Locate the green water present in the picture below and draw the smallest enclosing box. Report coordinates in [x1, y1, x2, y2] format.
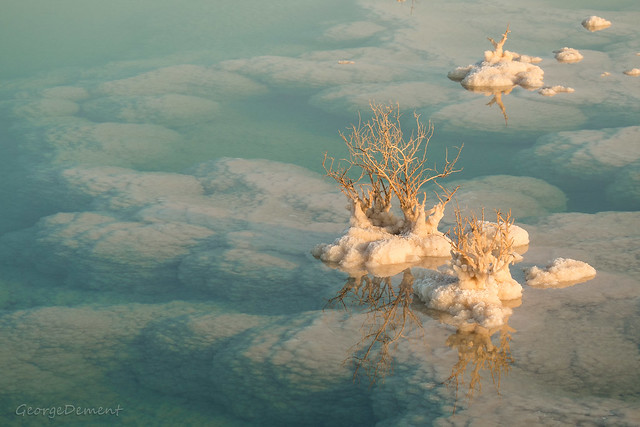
[1, 0, 639, 425]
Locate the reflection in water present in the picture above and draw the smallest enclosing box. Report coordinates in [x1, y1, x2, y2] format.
[463, 86, 514, 126]
[327, 267, 518, 413]
[485, 88, 513, 126]
[441, 320, 515, 413]
[327, 269, 421, 382]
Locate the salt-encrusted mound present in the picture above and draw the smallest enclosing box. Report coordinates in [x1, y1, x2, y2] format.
[538, 85, 574, 96]
[312, 226, 452, 270]
[413, 269, 518, 329]
[453, 59, 544, 90]
[582, 16, 611, 32]
[554, 47, 583, 63]
[525, 257, 596, 288]
[527, 211, 640, 276]
[448, 28, 544, 90]
[623, 68, 640, 77]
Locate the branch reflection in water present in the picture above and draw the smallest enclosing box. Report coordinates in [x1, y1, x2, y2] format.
[421, 302, 519, 413]
[325, 265, 519, 412]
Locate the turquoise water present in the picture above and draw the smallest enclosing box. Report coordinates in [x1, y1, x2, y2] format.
[1, 0, 639, 425]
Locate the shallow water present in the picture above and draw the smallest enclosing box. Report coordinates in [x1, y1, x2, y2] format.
[1, 0, 639, 425]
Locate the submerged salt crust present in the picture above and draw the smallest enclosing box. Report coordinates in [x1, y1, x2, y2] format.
[442, 175, 567, 224]
[517, 126, 640, 208]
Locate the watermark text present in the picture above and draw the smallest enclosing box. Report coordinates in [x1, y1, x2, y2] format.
[16, 404, 123, 419]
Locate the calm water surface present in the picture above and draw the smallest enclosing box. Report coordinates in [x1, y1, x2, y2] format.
[1, 0, 639, 425]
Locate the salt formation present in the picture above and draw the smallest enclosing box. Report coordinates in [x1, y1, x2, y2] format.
[447, 26, 544, 90]
[538, 85, 575, 97]
[553, 47, 583, 64]
[581, 16, 611, 32]
[414, 211, 524, 328]
[312, 103, 461, 269]
[525, 258, 596, 288]
[623, 68, 640, 77]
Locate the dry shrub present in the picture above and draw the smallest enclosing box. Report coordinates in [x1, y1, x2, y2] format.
[449, 209, 517, 291]
[323, 102, 461, 234]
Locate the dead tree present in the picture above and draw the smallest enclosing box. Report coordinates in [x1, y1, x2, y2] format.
[324, 103, 462, 234]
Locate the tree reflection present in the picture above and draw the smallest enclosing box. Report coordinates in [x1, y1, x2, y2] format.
[467, 86, 514, 126]
[327, 269, 421, 383]
[327, 266, 518, 409]
[443, 322, 515, 413]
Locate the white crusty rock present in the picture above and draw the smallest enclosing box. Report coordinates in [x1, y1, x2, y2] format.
[525, 257, 596, 288]
[538, 85, 575, 96]
[448, 28, 544, 90]
[581, 16, 611, 32]
[413, 269, 517, 329]
[553, 47, 584, 64]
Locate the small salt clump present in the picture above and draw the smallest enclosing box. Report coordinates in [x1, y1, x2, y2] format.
[525, 257, 596, 288]
[448, 26, 545, 90]
[623, 68, 640, 77]
[538, 86, 575, 97]
[553, 47, 583, 64]
[581, 16, 611, 32]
